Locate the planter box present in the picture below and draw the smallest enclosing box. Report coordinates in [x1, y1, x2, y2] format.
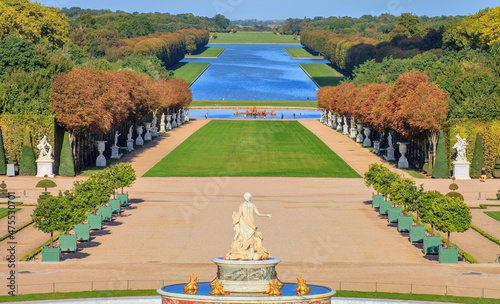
[109, 199, 121, 214]
[98, 205, 112, 222]
[379, 200, 392, 215]
[116, 192, 128, 207]
[87, 214, 102, 230]
[74, 224, 90, 241]
[409, 225, 425, 243]
[372, 194, 383, 208]
[41, 246, 60, 262]
[423, 234, 441, 255]
[439, 245, 459, 264]
[59, 234, 77, 252]
[397, 215, 412, 232]
[388, 206, 402, 223]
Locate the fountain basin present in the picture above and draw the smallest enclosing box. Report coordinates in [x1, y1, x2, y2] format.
[158, 282, 335, 304]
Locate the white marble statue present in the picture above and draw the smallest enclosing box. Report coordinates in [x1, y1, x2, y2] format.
[127, 126, 133, 140]
[36, 136, 53, 160]
[388, 133, 394, 149]
[113, 131, 120, 147]
[453, 134, 468, 162]
[224, 192, 272, 261]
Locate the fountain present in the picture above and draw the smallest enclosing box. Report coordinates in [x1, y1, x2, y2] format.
[157, 192, 336, 303]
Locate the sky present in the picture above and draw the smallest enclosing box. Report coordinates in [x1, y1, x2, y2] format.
[38, 0, 498, 20]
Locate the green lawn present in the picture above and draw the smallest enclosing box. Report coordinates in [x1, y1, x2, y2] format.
[169, 62, 211, 84]
[0, 207, 19, 219]
[484, 211, 500, 222]
[210, 32, 300, 44]
[190, 100, 318, 108]
[299, 63, 347, 87]
[185, 47, 225, 58]
[285, 47, 322, 58]
[1, 289, 498, 304]
[144, 120, 360, 178]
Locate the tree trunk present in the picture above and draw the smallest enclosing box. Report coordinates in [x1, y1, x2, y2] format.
[50, 232, 54, 248]
[447, 231, 450, 249]
[428, 131, 438, 166]
[121, 187, 124, 194]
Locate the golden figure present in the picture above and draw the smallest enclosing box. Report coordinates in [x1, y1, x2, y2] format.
[210, 279, 230, 296]
[296, 275, 311, 295]
[183, 274, 199, 294]
[275, 272, 284, 289]
[265, 279, 282, 296]
[210, 276, 217, 289]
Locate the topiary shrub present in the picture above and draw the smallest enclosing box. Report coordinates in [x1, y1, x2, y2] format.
[492, 157, 500, 178]
[19, 128, 36, 175]
[59, 131, 75, 176]
[432, 130, 450, 179]
[446, 191, 464, 202]
[36, 178, 57, 203]
[470, 133, 485, 179]
[0, 129, 6, 175]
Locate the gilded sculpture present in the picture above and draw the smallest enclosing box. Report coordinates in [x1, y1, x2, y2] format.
[183, 274, 199, 294]
[275, 272, 284, 289]
[265, 280, 282, 296]
[210, 279, 230, 296]
[296, 275, 311, 295]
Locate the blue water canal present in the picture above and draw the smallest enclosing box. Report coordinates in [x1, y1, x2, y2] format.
[181, 44, 329, 101]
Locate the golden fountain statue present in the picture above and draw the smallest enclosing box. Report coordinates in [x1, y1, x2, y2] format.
[296, 275, 311, 295]
[210, 279, 230, 296]
[183, 274, 199, 294]
[234, 107, 276, 117]
[265, 280, 282, 296]
[275, 272, 284, 289]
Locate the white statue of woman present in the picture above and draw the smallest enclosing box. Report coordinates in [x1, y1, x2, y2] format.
[127, 126, 133, 140]
[388, 133, 394, 149]
[114, 131, 120, 147]
[224, 192, 272, 260]
[161, 113, 165, 125]
[153, 115, 157, 128]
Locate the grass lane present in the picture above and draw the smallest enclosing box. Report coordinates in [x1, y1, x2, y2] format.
[169, 62, 211, 85]
[299, 63, 347, 87]
[210, 32, 299, 44]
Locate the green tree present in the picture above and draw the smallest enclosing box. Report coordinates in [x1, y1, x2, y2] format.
[416, 190, 442, 234]
[388, 177, 422, 215]
[58, 131, 75, 177]
[432, 130, 450, 178]
[470, 133, 485, 178]
[19, 128, 36, 175]
[0, 129, 5, 175]
[214, 14, 229, 30]
[32, 192, 84, 248]
[107, 163, 136, 194]
[432, 196, 471, 248]
[397, 13, 422, 36]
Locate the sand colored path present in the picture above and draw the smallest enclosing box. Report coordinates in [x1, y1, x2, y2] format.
[1, 118, 500, 299]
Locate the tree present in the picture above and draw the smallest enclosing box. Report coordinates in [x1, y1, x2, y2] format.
[417, 190, 443, 235]
[470, 134, 485, 178]
[214, 14, 229, 30]
[19, 128, 36, 175]
[59, 131, 75, 176]
[212, 32, 218, 39]
[32, 192, 84, 248]
[397, 13, 422, 36]
[0, 129, 5, 175]
[388, 177, 422, 214]
[107, 163, 137, 194]
[432, 196, 471, 248]
[432, 130, 450, 178]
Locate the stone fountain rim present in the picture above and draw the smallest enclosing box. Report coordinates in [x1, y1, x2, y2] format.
[212, 256, 281, 266]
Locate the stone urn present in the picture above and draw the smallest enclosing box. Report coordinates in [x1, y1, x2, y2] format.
[336, 116, 343, 131]
[342, 116, 349, 135]
[171, 113, 177, 128]
[363, 127, 372, 147]
[144, 122, 152, 141]
[397, 142, 409, 168]
[136, 126, 144, 146]
[185, 109, 190, 122]
[356, 123, 364, 142]
[331, 114, 337, 129]
[349, 118, 357, 138]
[166, 115, 172, 130]
[96, 141, 107, 167]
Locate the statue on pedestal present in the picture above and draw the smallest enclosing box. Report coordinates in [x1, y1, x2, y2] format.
[224, 192, 272, 260]
[36, 135, 55, 177]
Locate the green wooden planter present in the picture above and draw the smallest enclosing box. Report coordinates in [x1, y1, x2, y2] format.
[59, 234, 77, 252]
[397, 215, 412, 232]
[41, 246, 60, 262]
[439, 245, 458, 264]
[116, 192, 128, 207]
[87, 214, 102, 230]
[379, 200, 392, 215]
[98, 205, 113, 222]
[372, 193, 383, 208]
[423, 234, 441, 255]
[74, 224, 90, 242]
[109, 199, 121, 214]
[387, 206, 402, 223]
[409, 225, 426, 243]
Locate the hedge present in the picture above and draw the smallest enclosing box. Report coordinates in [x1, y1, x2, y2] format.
[59, 131, 75, 176]
[0, 129, 5, 174]
[470, 134, 485, 179]
[433, 130, 450, 178]
[19, 128, 37, 175]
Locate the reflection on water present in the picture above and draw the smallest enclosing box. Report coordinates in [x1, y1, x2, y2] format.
[189, 109, 320, 119]
[183, 44, 329, 101]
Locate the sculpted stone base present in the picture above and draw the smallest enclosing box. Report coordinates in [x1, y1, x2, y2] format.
[36, 159, 55, 178]
[453, 161, 471, 180]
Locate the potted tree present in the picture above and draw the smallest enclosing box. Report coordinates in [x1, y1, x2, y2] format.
[364, 164, 386, 208]
[377, 170, 399, 216]
[433, 196, 471, 263]
[418, 191, 443, 254]
[388, 177, 421, 232]
[110, 163, 136, 207]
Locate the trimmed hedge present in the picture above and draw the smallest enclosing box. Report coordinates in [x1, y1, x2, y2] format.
[471, 224, 500, 247]
[0, 129, 5, 174]
[432, 130, 450, 178]
[59, 131, 75, 176]
[19, 128, 37, 175]
[470, 134, 484, 179]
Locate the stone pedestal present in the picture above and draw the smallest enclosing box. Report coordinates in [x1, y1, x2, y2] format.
[342, 117, 349, 135]
[135, 126, 144, 146]
[171, 114, 177, 128]
[356, 124, 364, 142]
[363, 127, 372, 147]
[96, 141, 107, 167]
[144, 122, 152, 141]
[349, 126, 357, 138]
[152, 127, 158, 137]
[320, 111, 324, 124]
[336, 117, 342, 131]
[177, 111, 182, 126]
[397, 142, 409, 168]
[36, 159, 55, 177]
[160, 122, 166, 133]
[126, 139, 134, 151]
[111, 145, 121, 159]
[453, 161, 471, 180]
[385, 147, 395, 161]
[185, 110, 190, 122]
[331, 114, 337, 129]
[373, 141, 380, 154]
[166, 115, 172, 130]
[212, 257, 281, 293]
